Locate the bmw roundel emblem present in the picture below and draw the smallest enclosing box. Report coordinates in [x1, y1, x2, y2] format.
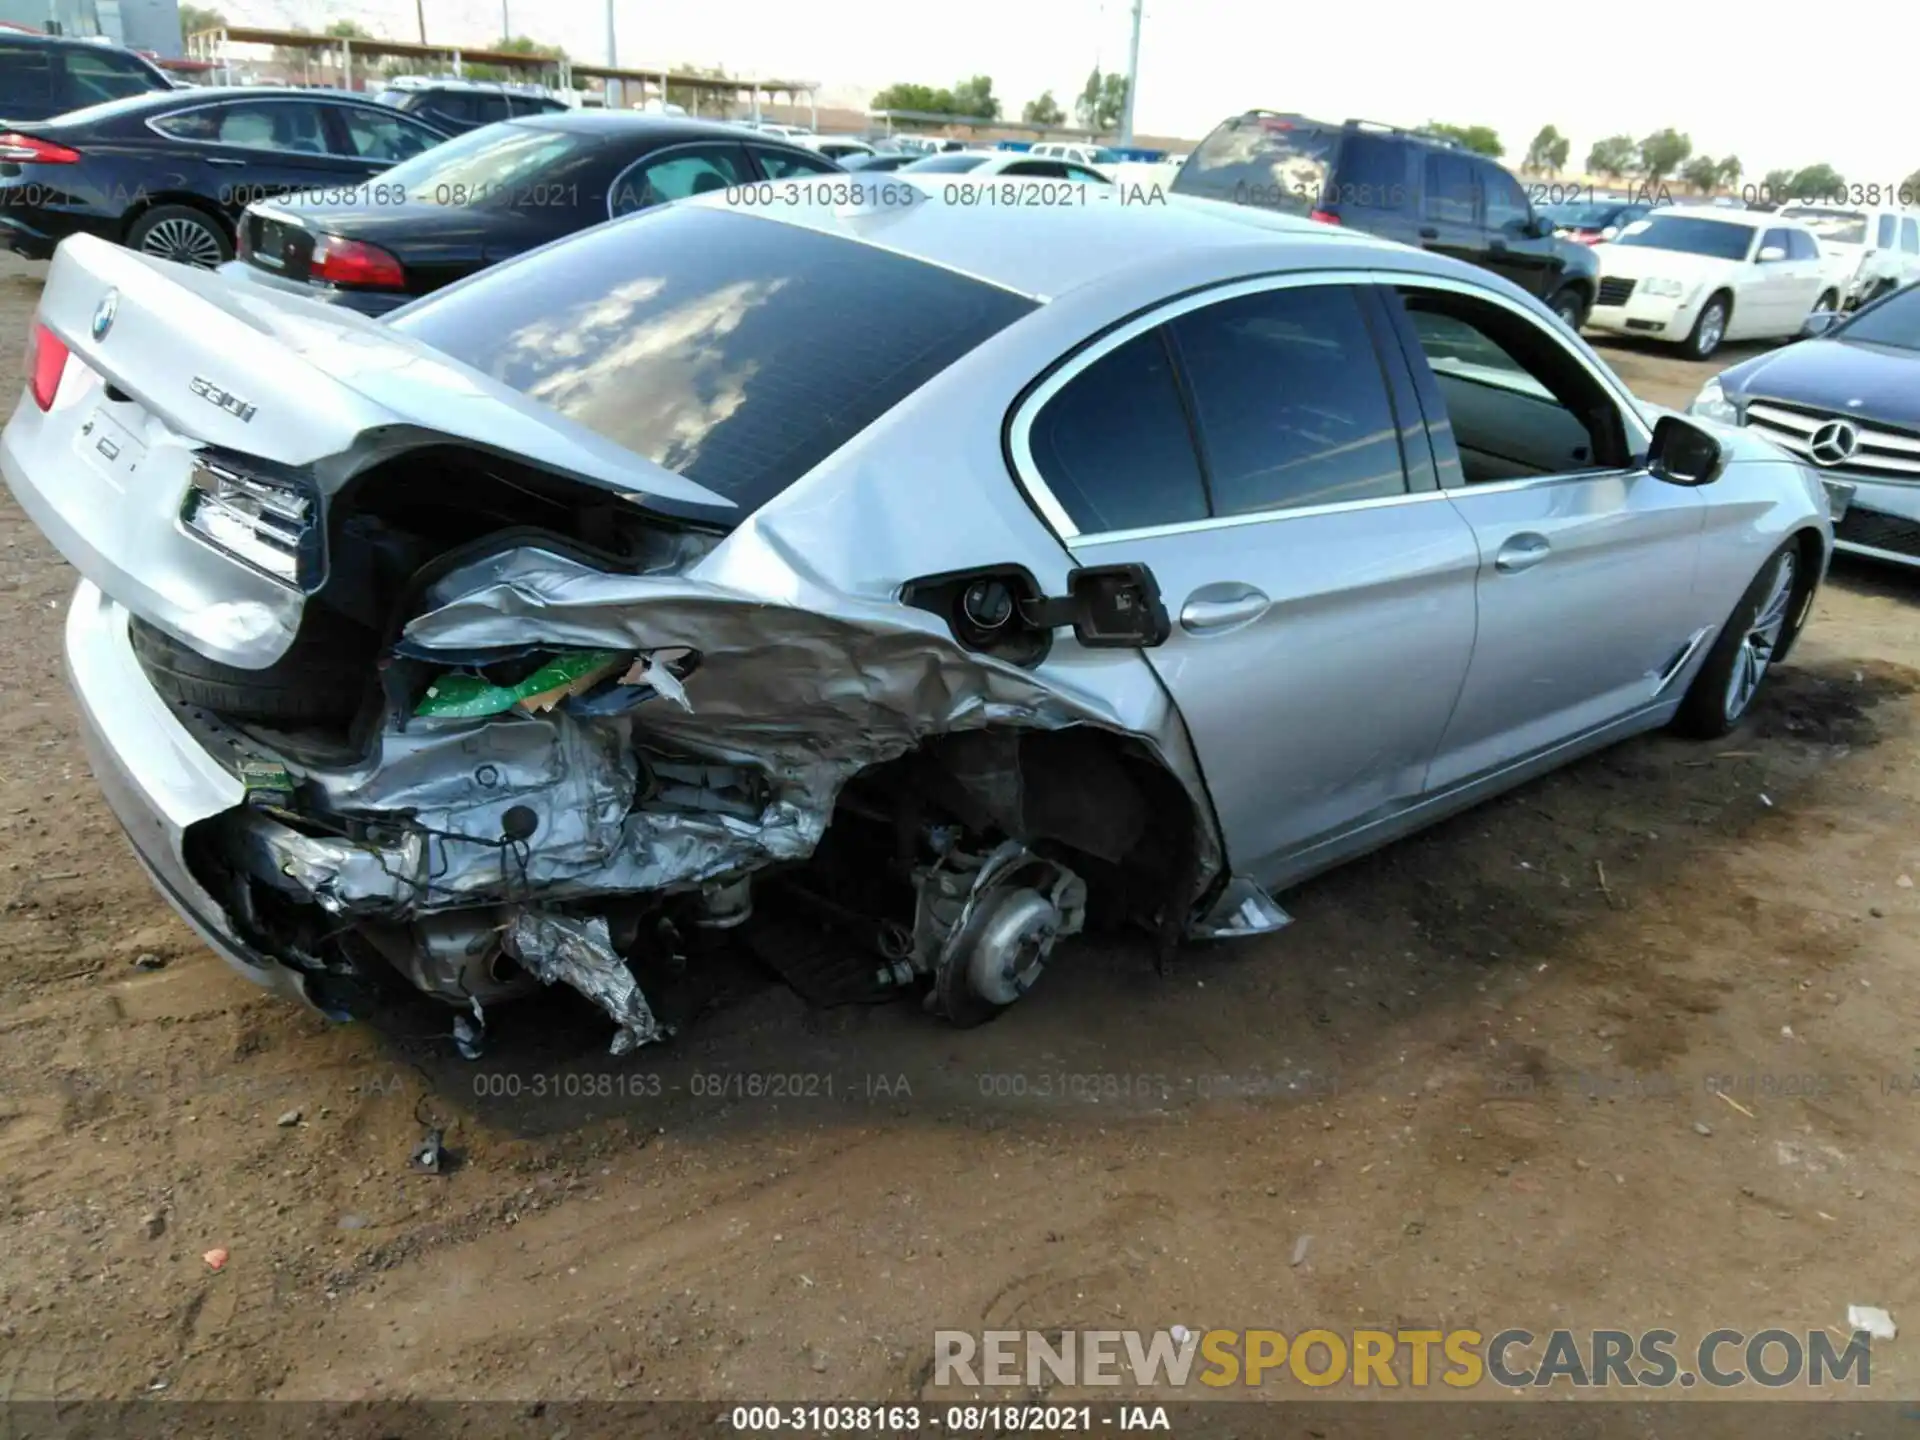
[91, 289, 117, 341]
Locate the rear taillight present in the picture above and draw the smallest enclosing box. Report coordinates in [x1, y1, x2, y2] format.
[1309, 208, 1341, 225]
[0, 132, 81, 164]
[309, 234, 405, 289]
[236, 217, 253, 262]
[26, 321, 68, 410]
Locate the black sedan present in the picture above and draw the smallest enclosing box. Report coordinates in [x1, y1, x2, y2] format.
[0, 86, 449, 267]
[1691, 282, 1920, 568]
[220, 112, 846, 316]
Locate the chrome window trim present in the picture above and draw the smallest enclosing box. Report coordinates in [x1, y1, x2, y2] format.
[1007, 267, 1654, 545]
[143, 95, 401, 159]
[606, 139, 755, 220]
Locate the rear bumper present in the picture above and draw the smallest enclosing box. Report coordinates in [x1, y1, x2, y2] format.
[214, 259, 411, 317]
[64, 579, 315, 1005]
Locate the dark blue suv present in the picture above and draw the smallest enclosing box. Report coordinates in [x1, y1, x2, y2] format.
[0, 32, 173, 124]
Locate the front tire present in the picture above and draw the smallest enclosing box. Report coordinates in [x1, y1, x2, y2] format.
[126, 204, 232, 270]
[1546, 286, 1588, 329]
[1671, 542, 1803, 739]
[1682, 293, 1730, 360]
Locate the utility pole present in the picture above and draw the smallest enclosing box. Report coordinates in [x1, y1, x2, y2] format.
[414, 0, 426, 43]
[604, 0, 621, 108]
[1118, 0, 1142, 145]
[501, 1, 509, 40]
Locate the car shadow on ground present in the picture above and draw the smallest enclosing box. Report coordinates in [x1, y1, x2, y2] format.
[348, 653, 1920, 1150]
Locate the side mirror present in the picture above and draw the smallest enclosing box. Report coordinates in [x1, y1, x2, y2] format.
[1799, 308, 1843, 339]
[1016, 563, 1171, 648]
[1757, 245, 1787, 262]
[1647, 414, 1729, 487]
[1527, 213, 1555, 239]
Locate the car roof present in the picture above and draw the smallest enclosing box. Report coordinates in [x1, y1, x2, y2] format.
[0, 30, 147, 51]
[513, 111, 811, 143]
[683, 187, 1410, 301]
[31, 83, 406, 128]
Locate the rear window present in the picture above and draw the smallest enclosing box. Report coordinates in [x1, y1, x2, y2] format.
[390, 205, 1038, 521]
[0, 43, 56, 110]
[1782, 207, 1867, 246]
[1170, 113, 1335, 213]
[59, 46, 165, 108]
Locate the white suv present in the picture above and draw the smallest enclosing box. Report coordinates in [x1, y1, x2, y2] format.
[1780, 204, 1920, 309]
[1028, 141, 1122, 176]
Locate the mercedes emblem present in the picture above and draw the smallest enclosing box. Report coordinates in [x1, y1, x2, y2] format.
[1807, 419, 1860, 467]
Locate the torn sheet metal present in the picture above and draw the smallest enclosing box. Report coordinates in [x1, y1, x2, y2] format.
[503, 909, 667, 1054]
[1190, 876, 1293, 939]
[226, 542, 1229, 928]
[396, 545, 1226, 894]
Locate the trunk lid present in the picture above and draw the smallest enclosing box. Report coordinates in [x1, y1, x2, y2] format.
[1, 233, 733, 670]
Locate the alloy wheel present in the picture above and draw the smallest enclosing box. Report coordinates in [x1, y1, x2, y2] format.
[1723, 552, 1796, 723]
[1696, 304, 1726, 356]
[139, 216, 224, 269]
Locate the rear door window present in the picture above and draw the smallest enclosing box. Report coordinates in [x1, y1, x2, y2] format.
[1478, 162, 1530, 231]
[1169, 285, 1406, 516]
[1026, 330, 1210, 534]
[328, 104, 442, 162]
[58, 47, 163, 108]
[471, 93, 512, 125]
[751, 145, 838, 178]
[1171, 112, 1334, 213]
[1786, 229, 1819, 260]
[1761, 227, 1793, 258]
[1903, 218, 1920, 254]
[610, 144, 751, 215]
[153, 100, 331, 153]
[390, 204, 1038, 522]
[1423, 152, 1479, 225]
[1003, 159, 1068, 178]
[1878, 214, 1898, 248]
[0, 43, 55, 112]
[1331, 132, 1406, 211]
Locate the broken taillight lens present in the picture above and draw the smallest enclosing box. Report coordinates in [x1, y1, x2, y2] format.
[27, 321, 68, 410]
[309, 234, 405, 289]
[179, 459, 319, 588]
[0, 132, 81, 163]
[1309, 208, 1341, 225]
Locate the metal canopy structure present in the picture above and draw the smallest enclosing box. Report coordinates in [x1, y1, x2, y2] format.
[183, 25, 817, 121]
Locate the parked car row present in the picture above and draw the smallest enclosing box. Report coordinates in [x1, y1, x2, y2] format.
[3, 170, 1831, 1042]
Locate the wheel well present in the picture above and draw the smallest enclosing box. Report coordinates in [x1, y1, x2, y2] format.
[1706, 287, 1734, 318]
[120, 192, 234, 244]
[824, 725, 1205, 939]
[1557, 277, 1593, 301]
[1776, 526, 1827, 664]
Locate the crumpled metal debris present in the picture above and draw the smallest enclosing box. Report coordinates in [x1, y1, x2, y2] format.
[226, 542, 1240, 933]
[503, 909, 667, 1055]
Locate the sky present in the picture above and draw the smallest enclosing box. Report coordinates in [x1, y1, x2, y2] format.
[225, 0, 1916, 184]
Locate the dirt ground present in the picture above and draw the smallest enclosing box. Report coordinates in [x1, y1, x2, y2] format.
[3, 247, 1920, 1416]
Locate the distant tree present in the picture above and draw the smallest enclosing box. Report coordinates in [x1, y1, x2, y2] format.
[1524, 124, 1569, 174]
[1637, 128, 1692, 187]
[949, 75, 999, 121]
[1586, 135, 1639, 180]
[1717, 155, 1743, 190]
[323, 18, 373, 38]
[871, 81, 958, 116]
[1905, 167, 1920, 204]
[1426, 122, 1502, 157]
[1075, 67, 1127, 130]
[1022, 90, 1064, 127]
[1760, 167, 1795, 203]
[1787, 163, 1846, 204]
[1680, 154, 1721, 194]
[179, 3, 225, 35]
[466, 34, 565, 81]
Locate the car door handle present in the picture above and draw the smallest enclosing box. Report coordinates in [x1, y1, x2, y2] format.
[1494, 533, 1551, 573]
[1419, 226, 1439, 240]
[205, 157, 249, 167]
[1180, 584, 1271, 634]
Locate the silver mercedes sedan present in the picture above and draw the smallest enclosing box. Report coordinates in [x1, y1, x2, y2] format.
[2, 183, 1832, 1050]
